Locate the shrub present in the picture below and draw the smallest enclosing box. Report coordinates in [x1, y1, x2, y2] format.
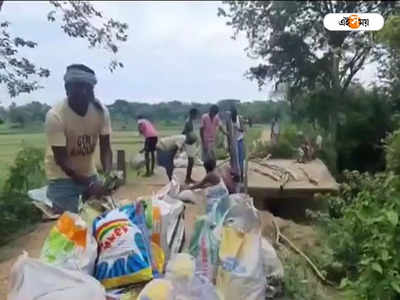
[385, 129, 400, 175]
[318, 171, 400, 299]
[0, 146, 46, 244]
[3, 145, 46, 194]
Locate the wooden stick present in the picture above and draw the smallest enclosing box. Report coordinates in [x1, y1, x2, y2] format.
[280, 173, 290, 191]
[298, 166, 319, 185]
[272, 217, 332, 286]
[272, 218, 281, 246]
[264, 163, 298, 181]
[252, 167, 281, 181]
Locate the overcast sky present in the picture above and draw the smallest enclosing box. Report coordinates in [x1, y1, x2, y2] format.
[1, 1, 377, 107]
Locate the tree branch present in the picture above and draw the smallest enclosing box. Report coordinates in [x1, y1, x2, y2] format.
[341, 47, 371, 94]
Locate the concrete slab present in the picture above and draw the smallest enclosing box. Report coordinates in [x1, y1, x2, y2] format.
[247, 159, 338, 193]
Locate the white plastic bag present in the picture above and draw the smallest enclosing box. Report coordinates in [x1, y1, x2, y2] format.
[8, 252, 106, 300]
[261, 238, 284, 279]
[28, 186, 52, 207]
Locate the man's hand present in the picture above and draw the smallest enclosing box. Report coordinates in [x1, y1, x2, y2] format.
[84, 181, 109, 199]
[139, 148, 145, 154]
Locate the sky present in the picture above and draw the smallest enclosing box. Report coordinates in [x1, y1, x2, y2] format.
[1, 1, 377, 107]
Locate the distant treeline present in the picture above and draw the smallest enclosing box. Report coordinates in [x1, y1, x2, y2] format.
[0, 98, 289, 128]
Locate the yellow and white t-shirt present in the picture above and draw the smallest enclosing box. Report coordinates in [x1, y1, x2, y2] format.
[44, 98, 112, 180]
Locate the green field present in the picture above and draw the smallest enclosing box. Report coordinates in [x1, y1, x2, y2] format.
[0, 123, 263, 185]
[0, 125, 183, 184]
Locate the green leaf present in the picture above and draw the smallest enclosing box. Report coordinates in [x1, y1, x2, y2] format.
[339, 278, 350, 289]
[386, 211, 398, 226]
[371, 262, 383, 274]
[391, 281, 400, 294]
[381, 249, 390, 261]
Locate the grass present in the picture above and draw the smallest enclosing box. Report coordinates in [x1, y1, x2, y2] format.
[0, 125, 181, 185]
[0, 122, 264, 185]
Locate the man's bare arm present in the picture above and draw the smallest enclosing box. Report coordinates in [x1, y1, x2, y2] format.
[189, 174, 212, 190]
[219, 123, 228, 136]
[52, 146, 91, 185]
[100, 135, 112, 173]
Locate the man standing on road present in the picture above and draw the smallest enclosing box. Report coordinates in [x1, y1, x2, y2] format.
[137, 116, 158, 177]
[200, 105, 227, 165]
[182, 108, 199, 184]
[44, 64, 112, 213]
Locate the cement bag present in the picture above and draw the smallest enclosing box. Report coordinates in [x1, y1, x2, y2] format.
[93, 205, 153, 289]
[174, 158, 188, 168]
[189, 216, 219, 282]
[216, 204, 266, 300]
[8, 252, 105, 300]
[130, 153, 145, 170]
[205, 180, 229, 214]
[152, 195, 185, 260]
[40, 212, 97, 275]
[137, 279, 174, 300]
[150, 204, 165, 275]
[165, 253, 220, 300]
[229, 193, 254, 207]
[136, 200, 166, 279]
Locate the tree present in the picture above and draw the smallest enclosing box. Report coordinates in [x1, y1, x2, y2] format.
[218, 1, 397, 118]
[0, 1, 128, 98]
[376, 14, 400, 110]
[377, 15, 400, 50]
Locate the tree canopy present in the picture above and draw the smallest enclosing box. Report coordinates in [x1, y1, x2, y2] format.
[0, 1, 128, 98]
[218, 1, 397, 96]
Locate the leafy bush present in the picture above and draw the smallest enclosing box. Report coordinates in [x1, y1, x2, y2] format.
[3, 145, 46, 194]
[0, 146, 46, 244]
[318, 171, 400, 299]
[385, 129, 400, 175]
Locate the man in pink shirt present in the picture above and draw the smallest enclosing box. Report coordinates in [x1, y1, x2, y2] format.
[200, 105, 227, 164]
[137, 115, 158, 176]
